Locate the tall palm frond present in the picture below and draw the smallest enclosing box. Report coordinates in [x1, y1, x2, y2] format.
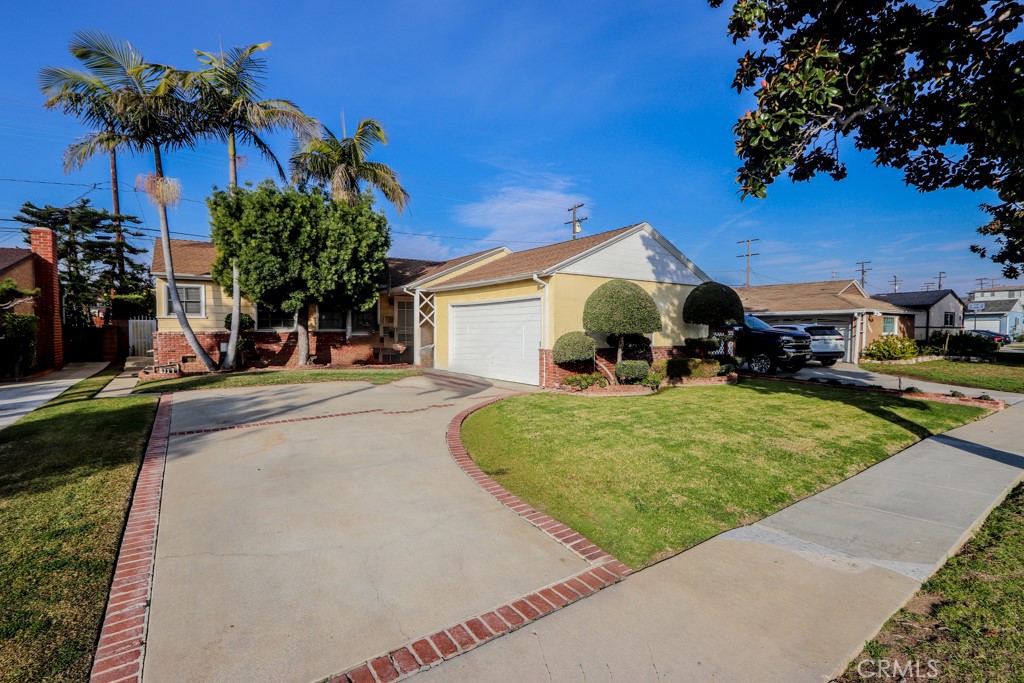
[290, 118, 409, 213]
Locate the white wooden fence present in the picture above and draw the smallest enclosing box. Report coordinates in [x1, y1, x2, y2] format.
[128, 317, 157, 357]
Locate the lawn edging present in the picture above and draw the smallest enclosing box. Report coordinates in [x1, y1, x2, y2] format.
[88, 393, 173, 683]
[750, 375, 1005, 410]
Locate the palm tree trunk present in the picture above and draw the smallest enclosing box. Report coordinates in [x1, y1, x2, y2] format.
[223, 130, 241, 371]
[154, 144, 217, 372]
[296, 306, 310, 365]
[108, 148, 121, 325]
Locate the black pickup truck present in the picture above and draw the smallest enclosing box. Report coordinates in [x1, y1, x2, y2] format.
[734, 315, 813, 374]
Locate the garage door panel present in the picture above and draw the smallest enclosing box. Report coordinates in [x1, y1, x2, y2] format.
[450, 299, 541, 385]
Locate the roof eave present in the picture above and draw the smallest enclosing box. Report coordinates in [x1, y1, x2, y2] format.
[424, 272, 546, 292]
[403, 247, 511, 290]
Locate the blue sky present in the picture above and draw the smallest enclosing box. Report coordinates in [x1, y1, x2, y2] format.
[0, 0, 1006, 295]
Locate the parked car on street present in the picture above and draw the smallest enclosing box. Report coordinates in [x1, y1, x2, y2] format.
[968, 329, 1008, 346]
[734, 315, 813, 374]
[773, 324, 846, 366]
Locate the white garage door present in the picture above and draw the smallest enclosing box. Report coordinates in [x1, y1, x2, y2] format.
[449, 298, 542, 385]
[969, 318, 1001, 333]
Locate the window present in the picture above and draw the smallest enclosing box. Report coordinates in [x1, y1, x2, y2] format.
[317, 301, 378, 335]
[257, 307, 295, 330]
[164, 285, 203, 317]
[944, 311, 956, 326]
[882, 316, 896, 335]
[318, 303, 347, 330]
[350, 303, 377, 335]
[396, 300, 414, 344]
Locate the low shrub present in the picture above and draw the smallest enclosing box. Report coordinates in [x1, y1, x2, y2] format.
[684, 337, 723, 358]
[616, 359, 650, 383]
[224, 312, 256, 332]
[553, 331, 596, 364]
[948, 390, 966, 398]
[977, 393, 993, 401]
[665, 357, 720, 379]
[0, 312, 37, 377]
[861, 335, 919, 361]
[562, 372, 608, 389]
[903, 386, 923, 394]
[642, 370, 665, 390]
[650, 358, 668, 375]
[928, 331, 998, 357]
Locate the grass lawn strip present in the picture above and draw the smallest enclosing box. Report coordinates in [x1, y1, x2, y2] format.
[462, 380, 987, 569]
[862, 359, 1024, 394]
[837, 482, 1024, 683]
[0, 367, 158, 683]
[133, 367, 422, 393]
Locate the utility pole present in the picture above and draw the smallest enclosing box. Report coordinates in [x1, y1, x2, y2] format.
[831, 271, 839, 281]
[976, 277, 989, 290]
[922, 282, 935, 291]
[936, 271, 946, 289]
[856, 261, 872, 289]
[890, 275, 902, 292]
[565, 203, 587, 240]
[736, 238, 760, 288]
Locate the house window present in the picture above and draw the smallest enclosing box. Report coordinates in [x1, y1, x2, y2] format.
[944, 311, 956, 326]
[257, 307, 295, 330]
[396, 300, 414, 344]
[165, 285, 204, 317]
[882, 316, 896, 335]
[318, 303, 347, 330]
[318, 300, 378, 335]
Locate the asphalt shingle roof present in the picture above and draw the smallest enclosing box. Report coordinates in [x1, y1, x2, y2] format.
[0, 247, 32, 273]
[435, 225, 639, 287]
[873, 289, 959, 308]
[740, 280, 912, 315]
[965, 299, 1021, 313]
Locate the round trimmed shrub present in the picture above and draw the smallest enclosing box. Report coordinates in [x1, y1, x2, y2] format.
[583, 279, 662, 362]
[552, 331, 596, 364]
[615, 359, 650, 383]
[683, 282, 744, 327]
[224, 312, 256, 332]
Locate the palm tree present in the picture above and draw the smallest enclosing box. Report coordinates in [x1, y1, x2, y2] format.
[47, 31, 217, 371]
[289, 118, 410, 213]
[187, 42, 319, 370]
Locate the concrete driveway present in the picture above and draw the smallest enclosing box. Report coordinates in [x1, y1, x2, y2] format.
[143, 373, 588, 683]
[794, 361, 1024, 406]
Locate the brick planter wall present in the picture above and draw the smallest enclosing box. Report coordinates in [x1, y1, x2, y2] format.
[153, 331, 376, 372]
[540, 345, 689, 389]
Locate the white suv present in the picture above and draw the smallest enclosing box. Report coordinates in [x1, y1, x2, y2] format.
[773, 324, 846, 366]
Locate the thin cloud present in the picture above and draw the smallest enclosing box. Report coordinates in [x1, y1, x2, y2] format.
[454, 174, 589, 245]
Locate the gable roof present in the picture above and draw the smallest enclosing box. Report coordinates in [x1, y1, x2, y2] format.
[964, 298, 1023, 313]
[0, 247, 32, 273]
[741, 280, 914, 315]
[400, 247, 510, 289]
[151, 238, 508, 290]
[873, 289, 964, 309]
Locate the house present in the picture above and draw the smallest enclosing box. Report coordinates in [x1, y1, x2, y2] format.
[871, 289, 965, 341]
[739, 280, 915, 363]
[967, 283, 1024, 302]
[151, 222, 711, 386]
[0, 229, 63, 370]
[963, 298, 1024, 337]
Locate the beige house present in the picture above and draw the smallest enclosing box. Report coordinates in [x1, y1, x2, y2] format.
[152, 223, 711, 386]
[740, 280, 916, 363]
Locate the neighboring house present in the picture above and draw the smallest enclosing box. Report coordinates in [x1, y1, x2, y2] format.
[963, 298, 1024, 337]
[871, 289, 965, 341]
[967, 284, 1024, 302]
[0, 229, 63, 370]
[151, 222, 711, 386]
[739, 280, 915, 363]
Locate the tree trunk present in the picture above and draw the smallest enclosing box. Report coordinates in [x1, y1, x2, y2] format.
[223, 131, 241, 371]
[154, 144, 217, 372]
[296, 306, 310, 365]
[617, 335, 624, 364]
[107, 148, 121, 325]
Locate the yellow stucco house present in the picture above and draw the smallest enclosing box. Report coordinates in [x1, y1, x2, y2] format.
[151, 222, 711, 386]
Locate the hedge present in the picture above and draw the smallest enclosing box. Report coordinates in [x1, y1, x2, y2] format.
[0, 313, 37, 377]
[615, 359, 650, 383]
[552, 331, 596, 363]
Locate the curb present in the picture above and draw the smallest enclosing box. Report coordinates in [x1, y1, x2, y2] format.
[89, 393, 173, 683]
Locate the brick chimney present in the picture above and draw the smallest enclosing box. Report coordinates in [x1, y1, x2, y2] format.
[29, 227, 63, 369]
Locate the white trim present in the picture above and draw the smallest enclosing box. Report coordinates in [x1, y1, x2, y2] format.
[426, 272, 548, 293]
[254, 304, 297, 332]
[164, 283, 206, 319]
[153, 272, 213, 281]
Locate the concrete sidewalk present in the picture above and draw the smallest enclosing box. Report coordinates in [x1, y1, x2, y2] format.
[419, 406, 1024, 682]
[795, 361, 1024, 406]
[94, 356, 149, 399]
[0, 362, 107, 430]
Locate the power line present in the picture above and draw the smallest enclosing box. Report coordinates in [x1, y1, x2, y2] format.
[737, 238, 761, 288]
[565, 203, 588, 240]
[936, 271, 946, 289]
[856, 260, 872, 289]
[890, 275, 902, 292]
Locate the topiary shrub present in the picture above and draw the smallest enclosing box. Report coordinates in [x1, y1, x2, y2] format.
[615, 359, 650, 383]
[552, 331, 596, 364]
[682, 281, 744, 327]
[606, 333, 653, 361]
[861, 335, 919, 360]
[583, 280, 662, 363]
[224, 312, 256, 332]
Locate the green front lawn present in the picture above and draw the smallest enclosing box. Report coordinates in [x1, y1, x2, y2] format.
[0, 368, 158, 683]
[134, 367, 422, 393]
[862, 359, 1024, 394]
[838, 482, 1024, 683]
[462, 381, 987, 568]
